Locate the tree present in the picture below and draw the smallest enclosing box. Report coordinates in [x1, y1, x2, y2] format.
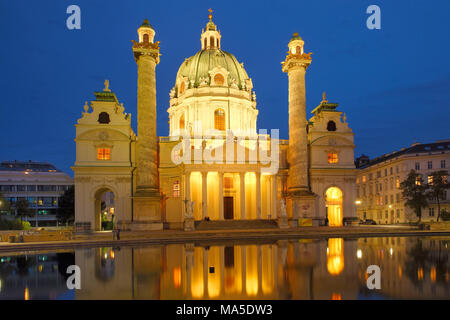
[15, 198, 32, 222]
[426, 170, 449, 222]
[57, 185, 74, 224]
[0, 192, 11, 215]
[400, 170, 428, 222]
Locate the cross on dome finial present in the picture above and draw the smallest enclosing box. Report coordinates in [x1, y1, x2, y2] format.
[208, 8, 213, 21]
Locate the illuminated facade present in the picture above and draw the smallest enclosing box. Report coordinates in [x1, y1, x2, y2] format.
[355, 140, 450, 224]
[73, 12, 357, 232]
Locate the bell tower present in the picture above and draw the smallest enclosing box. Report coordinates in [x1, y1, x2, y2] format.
[282, 33, 317, 221]
[131, 19, 163, 230]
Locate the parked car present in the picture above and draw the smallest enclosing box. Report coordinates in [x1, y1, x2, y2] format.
[361, 219, 377, 225]
[343, 217, 359, 226]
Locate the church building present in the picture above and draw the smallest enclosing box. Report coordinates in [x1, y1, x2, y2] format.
[72, 11, 357, 232]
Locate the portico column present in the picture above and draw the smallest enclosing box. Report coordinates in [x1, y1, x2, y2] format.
[256, 172, 261, 219]
[218, 172, 224, 220]
[201, 172, 208, 219]
[240, 172, 246, 220]
[272, 175, 277, 218]
[185, 172, 191, 202]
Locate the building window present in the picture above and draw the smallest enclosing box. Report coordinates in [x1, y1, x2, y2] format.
[415, 176, 421, 185]
[415, 162, 420, 170]
[384, 169, 388, 176]
[172, 180, 180, 198]
[396, 193, 400, 202]
[362, 176, 366, 183]
[98, 112, 110, 124]
[396, 178, 400, 189]
[428, 161, 433, 169]
[441, 160, 446, 168]
[179, 114, 185, 130]
[369, 173, 373, 180]
[328, 153, 338, 164]
[213, 73, 225, 86]
[214, 109, 225, 131]
[224, 177, 234, 189]
[377, 171, 381, 178]
[429, 207, 435, 217]
[97, 148, 111, 160]
[390, 167, 393, 175]
[396, 209, 400, 218]
[428, 175, 433, 185]
[326, 121, 336, 131]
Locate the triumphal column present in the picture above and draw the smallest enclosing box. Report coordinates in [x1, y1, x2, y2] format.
[282, 33, 317, 222]
[131, 19, 163, 230]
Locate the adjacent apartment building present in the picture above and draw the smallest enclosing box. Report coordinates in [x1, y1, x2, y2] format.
[355, 140, 450, 224]
[0, 161, 73, 226]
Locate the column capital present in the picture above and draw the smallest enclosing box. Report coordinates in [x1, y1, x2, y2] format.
[132, 42, 160, 64]
[282, 54, 311, 73]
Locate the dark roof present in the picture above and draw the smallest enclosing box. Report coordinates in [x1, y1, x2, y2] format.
[0, 161, 62, 172]
[358, 140, 450, 169]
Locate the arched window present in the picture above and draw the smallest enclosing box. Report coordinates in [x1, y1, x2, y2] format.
[179, 114, 185, 130]
[204, 38, 207, 49]
[143, 33, 149, 43]
[210, 36, 214, 48]
[98, 112, 110, 124]
[213, 73, 224, 86]
[179, 82, 185, 95]
[327, 120, 336, 131]
[217, 38, 219, 48]
[214, 109, 225, 131]
[296, 46, 301, 54]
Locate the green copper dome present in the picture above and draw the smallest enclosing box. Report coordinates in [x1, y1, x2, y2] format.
[176, 48, 249, 90]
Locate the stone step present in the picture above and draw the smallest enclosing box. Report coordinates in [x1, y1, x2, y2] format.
[195, 219, 278, 230]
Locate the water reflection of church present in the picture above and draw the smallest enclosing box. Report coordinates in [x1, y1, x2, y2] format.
[75, 237, 450, 299]
[75, 240, 359, 300]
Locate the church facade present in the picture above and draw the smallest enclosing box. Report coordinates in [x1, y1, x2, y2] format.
[72, 13, 357, 232]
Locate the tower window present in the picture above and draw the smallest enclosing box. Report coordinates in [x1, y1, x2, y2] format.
[327, 121, 336, 131]
[98, 112, 110, 124]
[204, 38, 207, 49]
[97, 148, 111, 160]
[214, 109, 225, 131]
[213, 73, 225, 86]
[179, 114, 185, 130]
[210, 36, 214, 48]
[328, 152, 338, 164]
[143, 33, 149, 43]
[296, 46, 301, 54]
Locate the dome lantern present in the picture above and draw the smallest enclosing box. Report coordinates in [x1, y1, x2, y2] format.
[138, 19, 155, 44]
[288, 32, 304, 55]
[201, 9, 221, 50]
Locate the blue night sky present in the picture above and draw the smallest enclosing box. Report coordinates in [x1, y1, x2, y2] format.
[0, 0, 449, 176]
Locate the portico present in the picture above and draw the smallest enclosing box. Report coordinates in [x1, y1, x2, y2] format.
[182, 167, 278, 221]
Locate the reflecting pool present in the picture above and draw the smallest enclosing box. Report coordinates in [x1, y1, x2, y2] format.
[0, 236, 449, 299]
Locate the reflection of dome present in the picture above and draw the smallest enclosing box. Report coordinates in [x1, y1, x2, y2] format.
[176, 49, 249, 91]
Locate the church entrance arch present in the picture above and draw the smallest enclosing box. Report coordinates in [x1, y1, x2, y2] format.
[94, 188, 116, 231]
[325, 187, 343, 227]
